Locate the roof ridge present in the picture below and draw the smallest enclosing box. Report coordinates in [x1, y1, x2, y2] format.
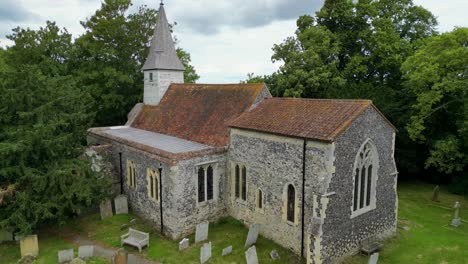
[172, 83, 264, 86]
[265, 97, 372, 103]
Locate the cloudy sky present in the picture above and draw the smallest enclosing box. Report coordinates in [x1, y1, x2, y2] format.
[0, 0, 467, 83]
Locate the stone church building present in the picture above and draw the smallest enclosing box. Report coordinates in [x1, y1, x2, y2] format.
[87, 3, 398, 263]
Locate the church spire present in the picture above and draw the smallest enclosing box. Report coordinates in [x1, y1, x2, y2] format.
[142, 2, 185, 71]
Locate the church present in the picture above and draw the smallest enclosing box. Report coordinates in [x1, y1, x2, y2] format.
[87, 3, 398, 263]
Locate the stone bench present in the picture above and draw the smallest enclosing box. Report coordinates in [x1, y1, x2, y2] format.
[121, 228, 149, 253]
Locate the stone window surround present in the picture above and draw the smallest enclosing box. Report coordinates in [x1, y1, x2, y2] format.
[230, 161, 248, 205]
[196, 161, 219, 206]
[350, 138, 380, 219]
[126, 160, 137, 189]
[146, 168, 160, 203]
[255, 188, 265, 214]
[282, 182, 300, 226]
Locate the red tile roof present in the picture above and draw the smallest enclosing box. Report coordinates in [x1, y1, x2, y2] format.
[228, 98, 395, 142]
[131, 83, 269, 147]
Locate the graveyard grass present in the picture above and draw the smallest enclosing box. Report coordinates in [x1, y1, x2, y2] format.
[1, 181, 467, 263]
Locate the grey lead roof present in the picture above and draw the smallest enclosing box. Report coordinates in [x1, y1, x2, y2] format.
[142, 3, 185, 71]
[104, 126, 211, 154]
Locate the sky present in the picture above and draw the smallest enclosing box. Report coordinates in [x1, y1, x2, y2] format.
[0, 0, 467, 83]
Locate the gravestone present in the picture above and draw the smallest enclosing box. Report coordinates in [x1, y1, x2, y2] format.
[100, 199, 113, 220]
[0, 230, 13, 242]
[20, 235, 39, 257]
[58, 249, 74, 263]
[368, 252, 379, 264]
[200, 242, 212, 264]
[114, 195, 129, 215]
[195, 222, 209, 243]
[78, 245, 94, 259]
[245, 223, 260, 248]
[112, 248, 128, 264]
[432, 185, 440, 202]
[222, 246, 232, 256]
[245, 245, 259, 264]
[270, 249, 280, 260]
[179, 238, 189, 251]
[451, 201, 461, 227]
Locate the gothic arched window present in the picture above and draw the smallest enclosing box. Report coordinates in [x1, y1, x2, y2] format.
[352, 140, 378, 216]
[241, 166, 247, 201]
[235, 165, 240, 198]
[287, 184, 295, 223]
[207, 166, 214, 200]
[198, 167, 205, 203]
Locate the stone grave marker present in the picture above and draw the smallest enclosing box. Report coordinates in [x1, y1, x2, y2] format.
[222, 246, 232, 256]
[195, 221, 209, 243]
[245, 245, 259, 264]
[200, 242, 212, 264]
[0, 230, 13, 242]
[20, 235, 39, 257]
[58, 249, 74, 263]
[245, 223, 260, 248]
[451, 201, 461, 227]
[112, 248, 128, 264]
[78, 245, 94, 259]
[432, 185, 440, 202]
[270, 249, 280, 260]
[179, 238, 189, 251]
[114, 195, 129, 215]
[368, 252, 379, 264]
[100, 199, 113, 220]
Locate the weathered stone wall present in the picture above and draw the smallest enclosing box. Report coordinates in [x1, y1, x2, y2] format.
[227, 129, 333, 254]
[315, 107, 398, 263]
[143, 70, 184, 106]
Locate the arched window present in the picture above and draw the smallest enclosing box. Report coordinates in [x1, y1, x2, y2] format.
[235, 165, 240, 198]
[150, 176, 154, 198]
[198, 167, 205, 203]
[287, 184, 295, 223]
[207, 166, 214, 200]
[147, 168, 159, 202]
[241, 166, 247, 201]
[127, 160, 137, 189]
[352, 140, 378, 216]
[258, 190, 263, 209]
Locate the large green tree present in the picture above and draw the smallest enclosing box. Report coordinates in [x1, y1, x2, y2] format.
[0, 22, 110, 234]
[73, 0, 199, 127]
[402, 28, 467, 192]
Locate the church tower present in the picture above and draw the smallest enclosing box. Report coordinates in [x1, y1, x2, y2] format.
[142, 2, 185, 106]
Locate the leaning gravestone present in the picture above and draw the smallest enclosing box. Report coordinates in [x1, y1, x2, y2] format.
[0, 230, 13, 243]
[20, 235, 39, 257]
[245, 223, 260, 248]
[100, 199, 113, 220]
[222, 246, 232, 256]
[195, 222, 209, 243]
[78, 245, 94, 259]
[179, 238, 189, 251]
[200, 242, 212, 264]
[451, 201, 461, 227]
[432, 185, 440, 202]
[58, 249, 74, 263]
[270, 249, 280, 260]
[114, 195, 129, 215]
[368, 252, 379, 264]
[245, 245, 259, 264]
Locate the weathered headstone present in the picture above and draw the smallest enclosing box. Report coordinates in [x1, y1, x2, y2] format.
[200, 242, 212, 264]
[0, 230, 13, 242]
[451, 201, 461, 227]
[20, 235, 39, 257]
[179, 238, 189, 251]
[432, 185, 440, 202]
[78, 245, 94, 259]
[58, 249, 74, 263]
[112, 248, 128, 264]
[114, 195, 129, 215]
[100, 199, 113, 220]
[195, 222, 209, 243]
[270, 249, 280, 260]
[222, 246, 232, 256]
[245, 245, 259, 264]
[368, 252, 379, 264]
[245, 223, 260, 248]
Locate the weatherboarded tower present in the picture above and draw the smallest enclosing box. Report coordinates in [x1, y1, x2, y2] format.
[142, 3, 185, 106]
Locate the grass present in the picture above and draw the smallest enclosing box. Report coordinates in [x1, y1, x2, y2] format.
[343, 181, 468, 264]
[69, 214, 299, 263]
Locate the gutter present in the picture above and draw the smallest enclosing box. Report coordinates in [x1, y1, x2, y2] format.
[301, 138, 307, 260]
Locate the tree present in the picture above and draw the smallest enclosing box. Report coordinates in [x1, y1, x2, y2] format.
[0, 22, 111, 234]
[402, 28, 467, 192]
[73, 0, 199, 127]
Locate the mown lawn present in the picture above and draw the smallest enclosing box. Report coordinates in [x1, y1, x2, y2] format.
[344, 181, 468, 264]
